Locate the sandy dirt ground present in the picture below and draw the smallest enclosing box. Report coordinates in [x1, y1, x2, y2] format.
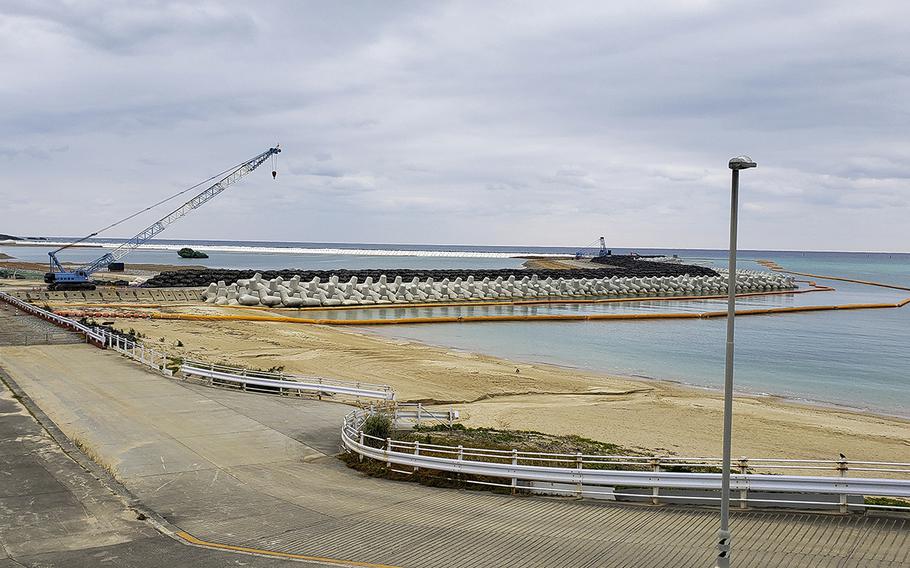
[109, 317, 910, 462]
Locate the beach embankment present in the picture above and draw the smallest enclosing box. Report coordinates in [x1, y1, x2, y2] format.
[99, 316, 910, 464]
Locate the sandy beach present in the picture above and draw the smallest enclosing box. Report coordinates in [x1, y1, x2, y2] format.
[111, 316, 910, 462]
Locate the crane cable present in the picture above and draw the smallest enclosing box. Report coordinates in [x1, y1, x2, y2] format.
[52, 156, 256, 254]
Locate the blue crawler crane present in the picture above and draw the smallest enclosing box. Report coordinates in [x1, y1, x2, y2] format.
[44, 146, 281, 291]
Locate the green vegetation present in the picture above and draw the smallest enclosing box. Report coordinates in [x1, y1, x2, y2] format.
[165, 356, 184, 374]
[407, 424, 627, 459]
[864, 496, 910, 508]
[177, 247, 208, 259]
[361, 414, 393, 448]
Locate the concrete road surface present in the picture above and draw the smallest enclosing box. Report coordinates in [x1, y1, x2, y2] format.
[1, 343, 907, 567]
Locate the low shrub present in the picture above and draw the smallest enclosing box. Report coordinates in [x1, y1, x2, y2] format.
[361, 414, 393, 448]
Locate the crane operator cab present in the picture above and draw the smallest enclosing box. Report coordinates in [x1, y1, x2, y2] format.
[44, 268, 95, 291]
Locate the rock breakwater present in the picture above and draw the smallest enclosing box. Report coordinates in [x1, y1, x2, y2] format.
[143, 256, 719, 288]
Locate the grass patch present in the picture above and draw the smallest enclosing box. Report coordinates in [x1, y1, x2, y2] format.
[865, 496, 910, 508]
[165, 356, 183, 374]
[406, 424, 628, 459]
[361, 413, 393, 448]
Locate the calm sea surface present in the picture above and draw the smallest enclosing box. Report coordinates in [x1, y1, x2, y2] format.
[3, 241, 908, 416]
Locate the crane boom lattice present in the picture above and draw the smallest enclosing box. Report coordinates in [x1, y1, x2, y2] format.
[45, 146, 280, 290]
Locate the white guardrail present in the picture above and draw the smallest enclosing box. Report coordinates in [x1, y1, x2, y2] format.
[181, 362, 395, 401]
[342, 409, 910, 512]
[0, 291, 394, 399]
[1, 291, 105, 343]
[7, 292, 910, 512]
[390, 403, 459, 426]
[2, 291, 172, 373]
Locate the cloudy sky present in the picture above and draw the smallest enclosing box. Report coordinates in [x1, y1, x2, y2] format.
[1, 1, 908, 252]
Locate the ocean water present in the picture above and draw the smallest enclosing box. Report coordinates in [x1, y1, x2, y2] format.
[3, 240, 908, 416]
[0, 239, 530, 270]
[362, 249, 910, 417]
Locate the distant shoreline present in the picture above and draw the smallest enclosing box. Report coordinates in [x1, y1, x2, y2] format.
[0, 240, 573, 259]
[3, 238, 908, 256]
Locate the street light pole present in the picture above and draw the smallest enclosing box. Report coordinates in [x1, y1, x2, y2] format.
[716, 155, 756, 568]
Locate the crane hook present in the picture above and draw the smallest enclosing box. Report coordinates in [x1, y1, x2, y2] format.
[271, 146, 279, 179]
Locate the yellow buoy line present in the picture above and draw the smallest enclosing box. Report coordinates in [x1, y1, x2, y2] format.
[107, 294, 907, 326]
[757, 259, 910, 292]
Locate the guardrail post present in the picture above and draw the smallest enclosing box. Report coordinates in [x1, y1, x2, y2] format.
[448, 407, 454, 427]
[385, 438, 392, 473]
[738, 457, 749, 510]
[414, 441, 420, 473]
[651, 457, 660, 505]
[511, 449, 518, 495]
[838, 458, 849, 514]
[359, 431, 365, 463]
[576, 451, 583, 497]
[416, 403, 422, 427]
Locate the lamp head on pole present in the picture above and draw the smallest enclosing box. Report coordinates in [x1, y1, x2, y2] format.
[729, 155, 757, 170]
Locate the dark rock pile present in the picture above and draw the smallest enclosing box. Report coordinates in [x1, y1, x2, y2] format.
[142, 255, 718, 288]
[590, 255, 718, 275]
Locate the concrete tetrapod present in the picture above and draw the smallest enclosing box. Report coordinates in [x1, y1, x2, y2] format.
[200, 270, 796, 308]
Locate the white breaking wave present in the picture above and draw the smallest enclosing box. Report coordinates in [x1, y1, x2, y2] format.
[0, 240, 572, 259]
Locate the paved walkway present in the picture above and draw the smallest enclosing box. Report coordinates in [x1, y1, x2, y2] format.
[0, 362, 321, 566]
[1, 344, 907, 567]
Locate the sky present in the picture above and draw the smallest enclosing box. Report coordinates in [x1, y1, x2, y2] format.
[1, 1, 909, 252]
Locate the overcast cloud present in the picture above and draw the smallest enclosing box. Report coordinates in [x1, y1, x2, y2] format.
[1, 1, 908, 251]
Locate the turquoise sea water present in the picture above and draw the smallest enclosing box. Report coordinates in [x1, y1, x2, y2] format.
[3, 241, 908, 416]
[368, 250, 910, 417]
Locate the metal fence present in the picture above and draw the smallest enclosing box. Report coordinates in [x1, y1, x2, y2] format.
[389, 403, 459, 427]
[0, 291, 104, 343]
[8, 290, 910, 513]
[181, 361, 394, 400]
[0, 291, 395, 399]
[1, 291, 172, 373]
[101, 329, 171, 374]
[342, 409, 910, 512]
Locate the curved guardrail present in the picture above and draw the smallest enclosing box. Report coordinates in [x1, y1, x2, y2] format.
[181, 362, 394, 400]
[342, 409, 910, 512]
[7, 291, 910, 512]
